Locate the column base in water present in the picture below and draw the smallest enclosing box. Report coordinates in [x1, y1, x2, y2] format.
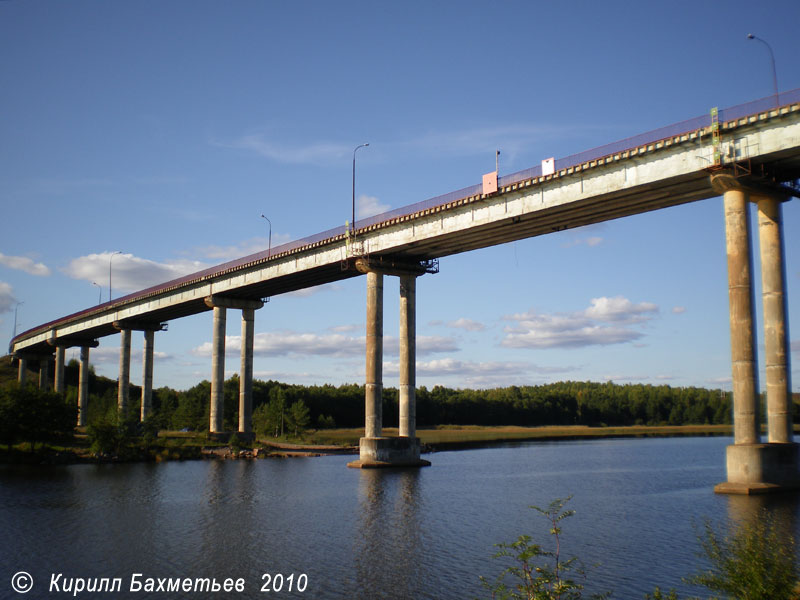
[347, 437, 431, 468]
[715, 443, 800, 494]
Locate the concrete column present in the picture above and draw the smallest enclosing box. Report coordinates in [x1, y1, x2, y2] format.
[723, 188, 760, 445]
[141, 330, 155, 422]
[39, 356, 51, 390]
[118, 329, 131, 417]
[78, 347, 90, 427]
[239, 308, 255, 434]
[399, 275, 416, 438]
[756, 195, 793, 443]
[210, 306, 227, 433]
[18, 358, 27, 387]
[365, 271, 383, 438]
[54, 346, 66, 394]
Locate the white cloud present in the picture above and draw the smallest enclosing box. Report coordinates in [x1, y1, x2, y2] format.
[189, 235, 291, 262]
[446, 318, 486, 332]
[218, 133, 351, 165]
[384, 357, 577, 388]
[502, 296, 659, 349]
[0, 282, 16, 313]
[63, 252, 209, 293]
[584, 296, 658, 323]
[329, 324, 362, 333]
[672, 306, 687, 315]
[192, 331, 364, 358]
[86, 346, 170, 364]
[357, 194, 390, 219]
[384, 335, 460, 357]
[0, 253, 51, 276]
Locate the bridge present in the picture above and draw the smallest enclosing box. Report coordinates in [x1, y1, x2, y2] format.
[10, 91, 800, 491]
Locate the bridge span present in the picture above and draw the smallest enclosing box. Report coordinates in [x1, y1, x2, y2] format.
[10, 91, 800, 490]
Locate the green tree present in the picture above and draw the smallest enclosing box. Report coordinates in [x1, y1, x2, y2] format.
[287, 399, 310, 437]
[686, 514, 799, 600]
[480, 496, 609, 600]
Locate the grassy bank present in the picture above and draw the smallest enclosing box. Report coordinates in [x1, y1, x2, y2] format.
[305, 423, 741, 449]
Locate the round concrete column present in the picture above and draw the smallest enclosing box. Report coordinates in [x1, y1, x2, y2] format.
[18, 358, 28, 387]
[239, 308, 255, 434]
[756, 195, 792, 443]
[54, 346, 66, 394]
[118, 329, 132, 417]
[399, 275, 416, 438]
[365, 271, 383, 438]
[78, 347, 90, 427]
[723, 188, 760, 445]
[39, 356, 52, 391]
[141, 330, 155, 422]
[210, 306, 227, 433]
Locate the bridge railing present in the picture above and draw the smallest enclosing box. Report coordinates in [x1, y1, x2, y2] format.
[11, 88, 800, 346]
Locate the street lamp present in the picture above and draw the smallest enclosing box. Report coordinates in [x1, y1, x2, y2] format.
[747, 33, 779, 107]
[12, 301, 22, 339]
[260, 214, 272, 258]
[109, 251, 122, 301]
[352, 143, 369, 239]
[92, 282, 102, 304]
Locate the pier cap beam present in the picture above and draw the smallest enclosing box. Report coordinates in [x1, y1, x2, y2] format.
[204, 296, 264, 311]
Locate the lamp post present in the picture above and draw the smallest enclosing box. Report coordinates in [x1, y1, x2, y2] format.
[260, 214, 272, 258]
[747, 33, 779, 107]
[352, 143, 369, 240]
[12, 301, 22, 339]
[109, 251, 122, 301]
[92, 282, 102, 305]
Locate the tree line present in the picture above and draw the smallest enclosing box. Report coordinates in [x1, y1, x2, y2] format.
[9, 356, 800, 446]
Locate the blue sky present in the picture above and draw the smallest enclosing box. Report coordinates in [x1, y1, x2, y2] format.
[2, 0, 799, 392]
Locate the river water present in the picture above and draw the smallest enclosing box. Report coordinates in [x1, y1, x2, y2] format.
[1, 436, 799, 599]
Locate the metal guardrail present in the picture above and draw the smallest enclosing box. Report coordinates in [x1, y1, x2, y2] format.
[12, 88, 800, 347]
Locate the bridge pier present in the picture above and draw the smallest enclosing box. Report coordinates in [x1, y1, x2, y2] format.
[349, 260, 430, 468]
[17, 358, 28, 387]
[54, 346, 66, 394]
[204, 296, 264, 440]
[117, 328, 132, 418]
[142, 330, 155, 421]
[38, 354, 53, 391]
[711, 173, 798, 494]
[78, 346, 90, 427]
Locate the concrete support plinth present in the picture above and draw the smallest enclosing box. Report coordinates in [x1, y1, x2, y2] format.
[210, 306, 226, 434]
[118, 329, 131, 417]
[755, 196, 793, 444]
[78, 347, 90, 427]
[54, 346, 66, 394]
[715, 444, 800, 494]
[239, 308, 255, 435]
[347, 437, 430, 468]
[141, 330, 154, 422]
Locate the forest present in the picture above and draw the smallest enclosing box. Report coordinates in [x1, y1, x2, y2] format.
[20, 359, 744, 437]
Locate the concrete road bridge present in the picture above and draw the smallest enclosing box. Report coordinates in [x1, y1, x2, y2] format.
[10, 91, 800, 491]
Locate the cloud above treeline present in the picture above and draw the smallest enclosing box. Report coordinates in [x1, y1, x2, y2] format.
[0, 253, 51, 276]
[0, 282, 17, 313]
[502, 296, 659, 349]
[63, 252, 209, 293]
[191, 331, 459, 358]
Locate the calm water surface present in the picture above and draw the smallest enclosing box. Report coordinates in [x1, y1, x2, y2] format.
[2, 436, 799, 599]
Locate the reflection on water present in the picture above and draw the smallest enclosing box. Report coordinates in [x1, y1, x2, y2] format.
[355, 470, 425, 599]
[1, 437, 799, 599]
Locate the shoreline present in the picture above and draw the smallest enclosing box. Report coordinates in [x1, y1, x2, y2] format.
[0, 424, 745, 466]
